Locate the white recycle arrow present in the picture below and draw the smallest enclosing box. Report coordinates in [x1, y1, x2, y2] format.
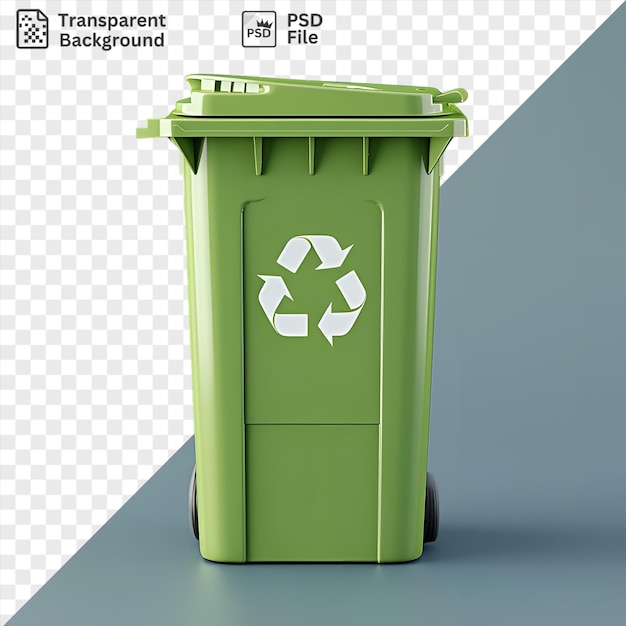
[318, 270, 367, 346]
[318, 305, 363, 346]
[258, 275, 308, 337]
[277, 235, 353, 273]
[259, 235, 366, 345]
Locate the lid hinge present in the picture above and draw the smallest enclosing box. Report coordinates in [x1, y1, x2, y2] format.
[252, 137, 263, 175]
[170, 136, 204, 174]
[362, 137, 370, 176]
[308, 137, 316, 175]
[427, 136, 452, 175]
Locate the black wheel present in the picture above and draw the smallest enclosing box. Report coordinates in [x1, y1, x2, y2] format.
[423, 472, 439, 544]
[189, 465, 199, 540]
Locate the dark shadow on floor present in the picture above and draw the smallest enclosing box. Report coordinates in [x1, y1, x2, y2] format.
[421, 524, 626, 564]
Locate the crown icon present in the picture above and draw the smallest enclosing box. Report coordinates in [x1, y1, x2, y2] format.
[257, 19, 272, 28]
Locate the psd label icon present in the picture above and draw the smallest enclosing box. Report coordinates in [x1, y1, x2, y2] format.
[241, 11, 277, 48]
[258, 235, 366, 345]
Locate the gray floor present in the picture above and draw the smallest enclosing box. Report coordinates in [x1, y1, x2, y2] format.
[9, 5, 626, 625]
[8, 438, 626, 626]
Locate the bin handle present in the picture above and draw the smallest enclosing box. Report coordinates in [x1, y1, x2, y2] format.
[433, 88, 468, 104]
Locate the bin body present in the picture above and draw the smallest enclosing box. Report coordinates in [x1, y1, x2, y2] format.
[138, 75, 468, 563]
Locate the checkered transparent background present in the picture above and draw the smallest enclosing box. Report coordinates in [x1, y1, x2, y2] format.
[0, 0, 621, 622]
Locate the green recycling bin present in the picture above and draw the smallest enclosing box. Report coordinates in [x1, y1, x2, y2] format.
[138, 75, 468, 563]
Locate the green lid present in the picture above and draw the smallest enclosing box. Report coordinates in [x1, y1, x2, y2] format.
[173, 74, 468, 118]
[137, 75, 469, 151]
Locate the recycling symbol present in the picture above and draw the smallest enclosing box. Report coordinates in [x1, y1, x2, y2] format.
[258, 235, 367, 346]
